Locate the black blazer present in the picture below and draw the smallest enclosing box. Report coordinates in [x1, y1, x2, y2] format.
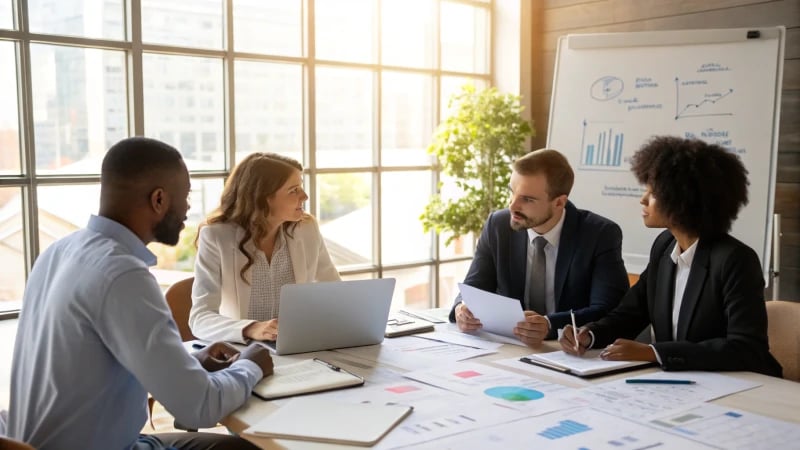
[450, 201, 629, 338]
[588, 230, 782, 377]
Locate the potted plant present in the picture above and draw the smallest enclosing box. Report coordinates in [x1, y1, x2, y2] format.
[420, 84, 534, 246]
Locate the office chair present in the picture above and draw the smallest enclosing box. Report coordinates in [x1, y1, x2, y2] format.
[765, 300, 800, 382]
[0, 436, 36, 450]
[164, 277, 197, 342]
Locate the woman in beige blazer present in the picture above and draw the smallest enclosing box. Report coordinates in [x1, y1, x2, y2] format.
[190, 153, 340, 343]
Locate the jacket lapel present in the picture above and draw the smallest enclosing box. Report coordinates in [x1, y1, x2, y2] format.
[554, 202, 577, 306]
[234, 226, 253, 319]
[653, 242, 676, 342]
[509, 229, 528, 302]
[676, 240, 709, 340]
[288, 225, 308, 283]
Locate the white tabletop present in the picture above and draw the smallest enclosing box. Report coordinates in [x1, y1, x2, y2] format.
[223, 327, 800, 449]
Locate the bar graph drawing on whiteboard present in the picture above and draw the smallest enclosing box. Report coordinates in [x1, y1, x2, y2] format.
[579, 120, 626, 172]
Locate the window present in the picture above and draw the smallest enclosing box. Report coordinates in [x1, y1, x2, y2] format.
[28, 0, 124, 40]
[0, 187, 25, 309]
[1, 0, 493, 315]
[233, 0, 302, 57]
[30, 45, 127, 174]
[0, 41, 20, 175]
[0, 0, 12, 29]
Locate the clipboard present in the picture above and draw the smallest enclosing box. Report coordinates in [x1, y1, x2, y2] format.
[519, 350, 654, 378]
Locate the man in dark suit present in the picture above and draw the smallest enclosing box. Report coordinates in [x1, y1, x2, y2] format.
[451, 149, 629, 347]
[560, 136, 782, 377]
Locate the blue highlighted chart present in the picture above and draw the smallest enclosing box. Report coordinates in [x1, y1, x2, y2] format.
[538, 419, 592, 440]
[483, 386, 544, 402]
[580, 120, 625, 170]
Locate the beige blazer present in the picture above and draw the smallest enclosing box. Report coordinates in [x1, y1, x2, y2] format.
[189, 218, 341, 343]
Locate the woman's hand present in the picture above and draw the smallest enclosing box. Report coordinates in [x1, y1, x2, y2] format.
[599, 338, 657, 362]
[243, 318, 279, 341]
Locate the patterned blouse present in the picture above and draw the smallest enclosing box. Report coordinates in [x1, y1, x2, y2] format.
[247, 229, 296, 321]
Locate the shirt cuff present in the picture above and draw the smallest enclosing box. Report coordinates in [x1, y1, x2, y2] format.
[587, 330, 596, 348]
[649, 344, 664, 366]
[231, 358, 264, 382]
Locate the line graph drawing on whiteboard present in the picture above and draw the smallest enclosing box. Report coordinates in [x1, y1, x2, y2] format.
[579, 120, 627, 172]
[674, 77, 734, 119]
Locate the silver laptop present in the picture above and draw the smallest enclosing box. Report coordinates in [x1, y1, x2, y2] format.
[266, 278, 396, 355]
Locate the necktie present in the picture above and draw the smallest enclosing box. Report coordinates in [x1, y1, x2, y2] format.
[527, 236, 548, 314]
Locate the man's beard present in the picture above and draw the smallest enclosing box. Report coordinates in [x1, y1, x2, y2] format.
[153, 207, 184, 246]
[509, 208, 553, 231]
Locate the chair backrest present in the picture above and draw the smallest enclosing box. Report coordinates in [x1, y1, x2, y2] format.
[0, 436, 36, 450]
[164, 277, 196, 342]
[766, 300, 800, 382]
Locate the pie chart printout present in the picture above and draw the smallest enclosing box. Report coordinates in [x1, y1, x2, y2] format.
[484, 386, 545, 402]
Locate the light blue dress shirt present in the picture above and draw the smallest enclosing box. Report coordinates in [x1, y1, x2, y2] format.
[7, 215, 263, 450]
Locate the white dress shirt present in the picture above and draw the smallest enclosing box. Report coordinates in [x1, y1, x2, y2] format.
[8, 215, 263, 450]
[670, 239, 699, 340]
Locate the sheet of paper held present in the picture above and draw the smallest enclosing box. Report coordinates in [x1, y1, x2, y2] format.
[458, 283, 525, 338]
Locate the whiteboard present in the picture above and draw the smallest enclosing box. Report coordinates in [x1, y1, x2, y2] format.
[547, 27, 785, 278]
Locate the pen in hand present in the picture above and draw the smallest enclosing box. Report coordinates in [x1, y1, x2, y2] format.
[570, 309, 579, 353]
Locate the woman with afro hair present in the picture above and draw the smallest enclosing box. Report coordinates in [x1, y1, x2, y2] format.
[559, 136, 782, 377]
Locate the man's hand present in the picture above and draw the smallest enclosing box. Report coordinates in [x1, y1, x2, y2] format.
[559, 325, 592, 356]
[600, 338, 657, 362]
[514, 311, 549, 348]
[455, 303, 482, 332]
[239, 344, 274, 378]
[243, 318, 279, 341]
[193, 342, 240, 372]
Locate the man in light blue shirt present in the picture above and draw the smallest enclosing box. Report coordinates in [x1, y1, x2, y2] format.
[7, 137, 273, 450]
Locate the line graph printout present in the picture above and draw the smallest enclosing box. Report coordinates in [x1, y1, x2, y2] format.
[409, 408, 710, 450]
[555, 371, 760, 421]
[645, 403, 800, 450]
[373, 399, 525, 450]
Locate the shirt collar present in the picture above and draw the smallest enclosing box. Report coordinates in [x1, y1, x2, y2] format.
[526, 207, 566, 248]
[87, 215, 158, 267]
[669, 238, 699, 267]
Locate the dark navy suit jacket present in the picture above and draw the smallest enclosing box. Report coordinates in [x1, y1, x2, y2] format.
[588, 230, 782, 377]
[450, 201, 629, 338]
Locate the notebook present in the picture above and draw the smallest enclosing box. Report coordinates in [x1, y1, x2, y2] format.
[266, 278, 396, 355]
[252, 358, 364, 400]
[245, 397, 413, 446]
[520, 350, 654, 378]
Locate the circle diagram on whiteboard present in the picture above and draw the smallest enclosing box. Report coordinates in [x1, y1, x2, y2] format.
[590, 76, 624, 101]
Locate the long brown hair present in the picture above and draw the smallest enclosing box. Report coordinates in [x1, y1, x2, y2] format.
[203, 152, 308, 283]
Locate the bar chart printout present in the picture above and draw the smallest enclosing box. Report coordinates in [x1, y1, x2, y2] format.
[538, 419, 591, 439]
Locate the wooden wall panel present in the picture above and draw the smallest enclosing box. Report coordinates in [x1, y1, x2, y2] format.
[532, 0, 800, 299]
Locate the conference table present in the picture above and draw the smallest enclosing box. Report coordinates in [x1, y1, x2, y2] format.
[221, 310, 800, 449]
